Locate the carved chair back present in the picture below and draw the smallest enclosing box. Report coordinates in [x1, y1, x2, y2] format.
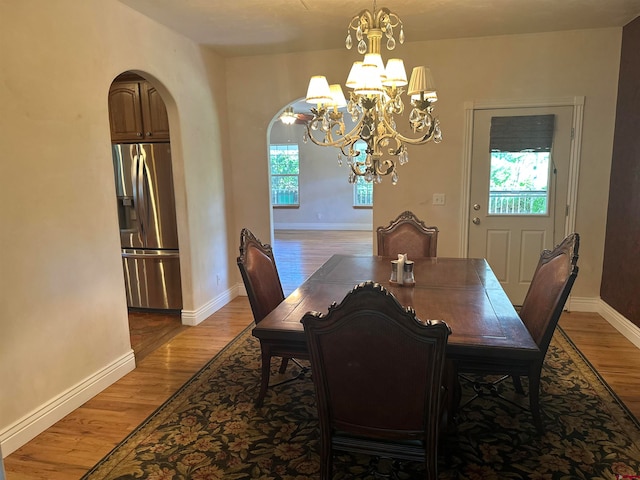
[520, 232, 580, 358]
[377, 210, 439, 258]
[302, 281, 450, 479]
[237, 228, 285, 324]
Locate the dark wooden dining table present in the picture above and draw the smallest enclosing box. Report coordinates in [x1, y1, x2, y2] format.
[253, 254, 539, 364]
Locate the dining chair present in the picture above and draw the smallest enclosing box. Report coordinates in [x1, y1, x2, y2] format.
[301, 281, 451, 480]
[376, 210, 439, 258]
[236, 228, 308, 407]
[457, 232, 580, 433]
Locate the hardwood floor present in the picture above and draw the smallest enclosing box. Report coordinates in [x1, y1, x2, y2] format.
[4, 230, 640, 478]
[273, 229, 374, 295]
[128, 309, 186, 362]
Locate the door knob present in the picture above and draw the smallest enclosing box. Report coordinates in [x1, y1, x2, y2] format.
[473, 203, 481, 211]
[472, 217, 481, 225]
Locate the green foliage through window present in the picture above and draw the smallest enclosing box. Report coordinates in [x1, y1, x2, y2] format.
[270, 144, 299, 206]
[489, 151, 550, 215]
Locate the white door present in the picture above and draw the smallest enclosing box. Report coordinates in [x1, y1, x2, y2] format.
[468, 106, 574, 305]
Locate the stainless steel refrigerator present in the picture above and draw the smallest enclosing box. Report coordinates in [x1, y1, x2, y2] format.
[112, 143, 182, 310]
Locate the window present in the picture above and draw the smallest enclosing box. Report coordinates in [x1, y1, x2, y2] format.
[488, 115, 555, 215]
[352, 141, 373, 207]
[489, 151, 550, 215]
[270, 144, 299, 207]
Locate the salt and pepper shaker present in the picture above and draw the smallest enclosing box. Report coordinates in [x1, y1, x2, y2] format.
[403, 260, 415, 285]
[390, 260, 399, 283]
[390, 253, 414, 286]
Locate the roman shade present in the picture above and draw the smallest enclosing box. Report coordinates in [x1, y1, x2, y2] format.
[490, 114, 556, 152]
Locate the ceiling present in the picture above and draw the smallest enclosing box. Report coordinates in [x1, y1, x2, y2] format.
[119, 0, 640, 57]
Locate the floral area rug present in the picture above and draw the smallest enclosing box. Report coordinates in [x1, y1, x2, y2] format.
[83, 325, 640, 479]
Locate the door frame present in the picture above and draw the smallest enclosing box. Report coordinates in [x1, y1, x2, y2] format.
[459, 96, 585, 257]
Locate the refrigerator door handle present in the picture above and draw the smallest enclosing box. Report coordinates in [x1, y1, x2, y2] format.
[134, 144, 146, 242]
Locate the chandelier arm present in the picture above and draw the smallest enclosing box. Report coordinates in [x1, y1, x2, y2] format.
[304, 121, 340, 148]
[304, 111, 367, 150]
[372, 132, 402, 156]
[392, 124, 438, 145]
[373, 157, 395, 176]
[378, 106, 438, 146]
[350, 158, 371, 177]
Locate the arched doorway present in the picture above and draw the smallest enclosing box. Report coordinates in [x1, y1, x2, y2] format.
[266, 100, 374, 294]
[107, 71, 185, 360]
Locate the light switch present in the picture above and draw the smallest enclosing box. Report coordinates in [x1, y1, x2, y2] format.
[433, 193, 446, 206]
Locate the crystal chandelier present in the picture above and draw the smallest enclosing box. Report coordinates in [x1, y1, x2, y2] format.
[303, 2, 442, 185]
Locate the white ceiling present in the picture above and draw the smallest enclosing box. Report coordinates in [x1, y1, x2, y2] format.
[119, 0, 640, 57]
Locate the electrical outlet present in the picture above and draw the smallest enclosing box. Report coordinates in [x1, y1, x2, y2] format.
[433, 193, 446, 206]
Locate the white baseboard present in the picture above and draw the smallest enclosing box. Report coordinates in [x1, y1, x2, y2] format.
[565, 296, 600, 312]
[598, 301, 640, 350]
[567, 296, 640, 350]
[0, 350, 136, 457]
[181, 285, 240, 326]
[273, 223, 372, 231]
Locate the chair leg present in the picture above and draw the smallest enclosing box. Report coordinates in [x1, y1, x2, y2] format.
[256, 345, 271, 408]
[529, 371, 544, 434]
[424, 451, 437, 480]
[512, 375, 525, 394]
[279, 357, 289, 374]
[319, 435, 332, 480]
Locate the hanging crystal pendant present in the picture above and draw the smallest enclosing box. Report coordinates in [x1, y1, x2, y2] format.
[337, 152, 343, 166]
[348, 171, 356, 184]
[358, 40, 367, 54]
[345, 32, 352, 49]
[375, 174, 382, 184]
[347, 99, 356, 115]
[302, 131, 308, 143]
[365, 170, 374, 183]
[384, 100, 392, 115]
[399, 28, 405, 44]
[391, 171, 399, 185]
[434, 121, 443, 143]
[398, 147, 409, 165]
[356, 25, 363, 41]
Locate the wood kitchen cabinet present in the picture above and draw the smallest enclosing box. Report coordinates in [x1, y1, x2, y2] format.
[108, 79, 169, 142]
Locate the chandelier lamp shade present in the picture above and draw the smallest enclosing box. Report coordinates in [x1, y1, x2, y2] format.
[302, 3, 442, 185]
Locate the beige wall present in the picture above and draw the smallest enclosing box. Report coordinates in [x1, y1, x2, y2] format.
[227, 28, 622, 298]
[0, 0, 231, 450]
